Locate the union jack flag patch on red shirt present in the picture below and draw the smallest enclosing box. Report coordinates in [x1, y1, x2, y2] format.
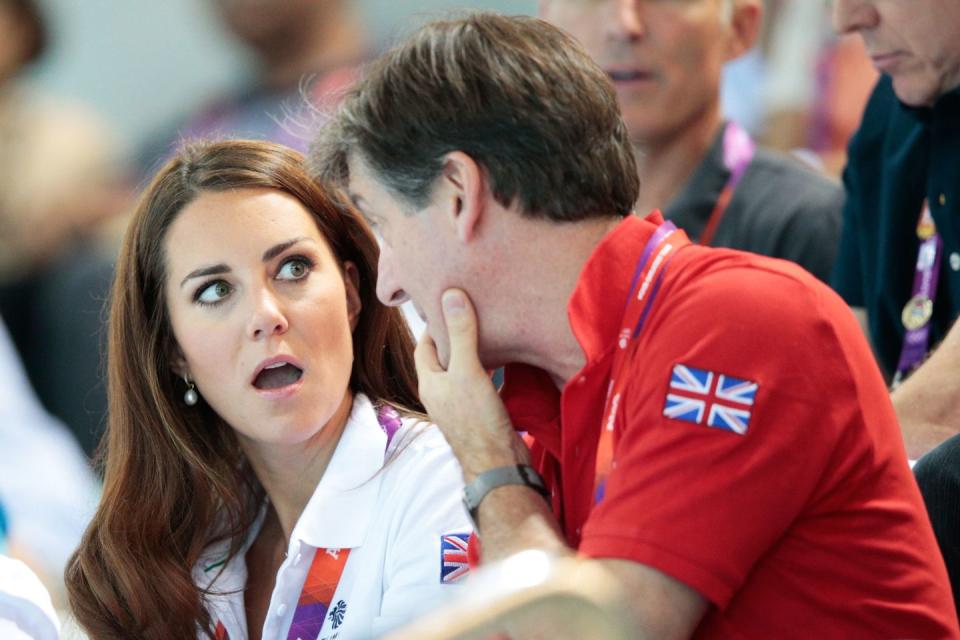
[663, 364, 758, 435]
[440, 533, 471, 584]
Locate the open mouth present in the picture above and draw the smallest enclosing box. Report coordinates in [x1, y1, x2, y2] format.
[253, 362, 304, 390]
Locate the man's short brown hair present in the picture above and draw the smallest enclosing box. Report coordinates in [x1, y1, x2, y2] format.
[310, 12, 639, 222]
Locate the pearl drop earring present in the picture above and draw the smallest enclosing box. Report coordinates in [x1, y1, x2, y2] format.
[184, 375, 199, 406]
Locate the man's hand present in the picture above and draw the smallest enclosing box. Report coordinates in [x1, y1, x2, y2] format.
[415, 289, 530, 481]
[892, 318, 960, 459]
[415, 294, 708, 637]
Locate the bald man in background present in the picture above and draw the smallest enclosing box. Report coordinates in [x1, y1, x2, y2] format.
[540, 0, 842, 282]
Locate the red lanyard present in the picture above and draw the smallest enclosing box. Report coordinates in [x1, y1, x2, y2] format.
[698, 122, 756, 247]
[593, 222, 690, 503]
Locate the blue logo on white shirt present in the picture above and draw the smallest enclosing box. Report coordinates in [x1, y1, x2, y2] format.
[329, 599, 347, 629]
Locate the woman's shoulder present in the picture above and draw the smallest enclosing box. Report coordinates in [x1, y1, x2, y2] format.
[375, 408, 464, 496]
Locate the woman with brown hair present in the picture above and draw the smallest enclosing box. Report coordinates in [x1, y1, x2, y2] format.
[65, 139, 471, 640]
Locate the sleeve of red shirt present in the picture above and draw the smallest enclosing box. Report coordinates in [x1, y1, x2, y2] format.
[578, 256, 864, 610]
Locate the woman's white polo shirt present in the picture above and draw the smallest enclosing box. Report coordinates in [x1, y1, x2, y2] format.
[194, 394, 472, 640]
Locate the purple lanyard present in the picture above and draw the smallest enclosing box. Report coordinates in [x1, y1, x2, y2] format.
[594, 222, 690, 506]
[893, 200, 942, 388]
[376, 403, 403, 447]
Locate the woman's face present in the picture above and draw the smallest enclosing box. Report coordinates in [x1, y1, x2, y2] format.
[163, 187, 360, 448]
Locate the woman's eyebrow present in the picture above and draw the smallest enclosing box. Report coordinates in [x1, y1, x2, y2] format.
[261, 237, 311, 263]
[180, 263, 230, 289]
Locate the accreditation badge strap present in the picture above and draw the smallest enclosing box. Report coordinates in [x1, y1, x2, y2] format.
[215, 405, 404, 640]
[593, 222, 690, 504]
[893, 200, 942, 388]
[214, 539, 353, 640]
[698, 121, 756, 247]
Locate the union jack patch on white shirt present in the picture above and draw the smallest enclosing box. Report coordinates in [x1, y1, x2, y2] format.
[440, 533, 470, 584]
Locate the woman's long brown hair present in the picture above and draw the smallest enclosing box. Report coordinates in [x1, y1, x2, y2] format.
[65, 139, 422, 639]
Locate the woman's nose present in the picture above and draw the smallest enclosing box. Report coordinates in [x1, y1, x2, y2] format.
[248, 289, 289, 339]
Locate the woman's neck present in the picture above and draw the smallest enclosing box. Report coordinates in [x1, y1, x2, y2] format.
[241, 391, 355, 543]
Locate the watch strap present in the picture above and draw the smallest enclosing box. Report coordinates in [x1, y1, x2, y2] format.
[462, 464, 549, 524]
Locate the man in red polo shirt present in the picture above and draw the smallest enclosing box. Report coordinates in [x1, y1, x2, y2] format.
[311, 12, 958, 638]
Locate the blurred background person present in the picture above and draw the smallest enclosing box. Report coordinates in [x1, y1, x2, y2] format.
[540, 0, 843, 283]
[0, 0, 129, 458]
[0, 554, 61, 640]
[830, 0, 960, 615]
[138, 0, 367, 173]
[0, 313, 99, 607]
[831, 0, 960, 456]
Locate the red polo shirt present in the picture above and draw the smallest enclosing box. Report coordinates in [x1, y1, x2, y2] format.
[501, 212, 958, 637]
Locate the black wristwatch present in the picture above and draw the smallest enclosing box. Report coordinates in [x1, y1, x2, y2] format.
[462, 464, 550, 526]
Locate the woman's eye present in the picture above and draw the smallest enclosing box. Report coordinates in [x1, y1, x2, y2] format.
[277, 257, 312, 281]
[196, 281, 231, 305]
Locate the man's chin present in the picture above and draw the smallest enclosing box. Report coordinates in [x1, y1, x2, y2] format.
[891, 73, 941, 108]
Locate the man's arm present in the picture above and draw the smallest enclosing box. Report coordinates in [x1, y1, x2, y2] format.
[414, 289, 707, 639]
[892, 318, 960, 460]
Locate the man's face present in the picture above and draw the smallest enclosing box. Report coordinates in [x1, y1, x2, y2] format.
[833, 0, 960, 106]
[211, 0, 335, 52]
[541, 0, 740, 146]
[346, 156, 461, 367]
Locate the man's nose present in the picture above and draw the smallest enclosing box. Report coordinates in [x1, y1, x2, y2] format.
[608, 0, 646, 41]
[375, 249, 410, 307]
[248, 288, 289, 339]
[832, 0, 880, 36]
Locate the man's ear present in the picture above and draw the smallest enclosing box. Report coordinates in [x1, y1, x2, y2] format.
[343, 261, 362, 331]
[725, 1, 762, 63]
[440, 151, 486, 244]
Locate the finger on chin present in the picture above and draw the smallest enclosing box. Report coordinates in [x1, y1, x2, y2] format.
[442, 288, 482, 371]
[414, 332, 445, 374]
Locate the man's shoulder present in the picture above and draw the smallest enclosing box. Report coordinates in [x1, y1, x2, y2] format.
[654, 247, 851, 354]
[625, 248, 877, 420]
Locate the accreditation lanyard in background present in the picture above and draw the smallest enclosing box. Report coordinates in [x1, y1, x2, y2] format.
[593, 223, 690, 504]
[698, 121, 757, 247]
[893, 200, 942, 388]
[214, 405, 404, 640]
